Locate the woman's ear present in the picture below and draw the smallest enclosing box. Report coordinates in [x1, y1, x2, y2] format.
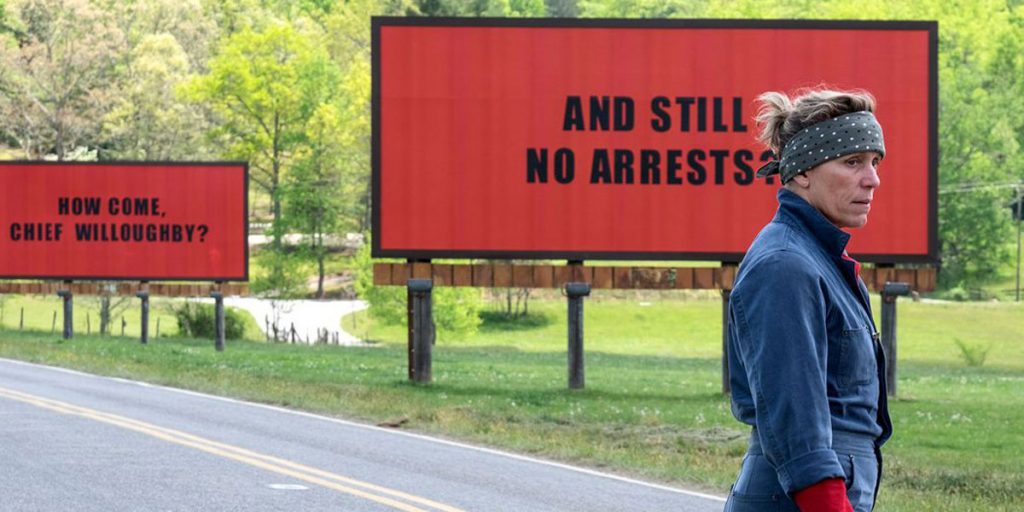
[790, 171, 812, 189]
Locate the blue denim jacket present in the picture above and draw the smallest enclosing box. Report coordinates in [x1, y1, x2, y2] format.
[728, 188, 893, 495]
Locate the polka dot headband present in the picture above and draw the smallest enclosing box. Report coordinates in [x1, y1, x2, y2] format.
[756, 111, 885, 184]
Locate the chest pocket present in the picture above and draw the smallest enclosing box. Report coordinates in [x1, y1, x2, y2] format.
[837, 326, 878, 388]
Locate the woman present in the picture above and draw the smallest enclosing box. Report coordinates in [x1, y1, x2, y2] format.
[724, 89, 892, 512]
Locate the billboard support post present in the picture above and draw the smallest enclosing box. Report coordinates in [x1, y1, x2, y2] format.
[136, 290, 150, 344]
[408, 279, 434, 383]
[406, 281, 413, 380]
[211, 291, 225, 352]
[721, 262, 738, 394]
[721, 289, 732, 395]
[881, 282, 911, 397]
[566, 281, 591, 390]
[57, 285, 73, 340]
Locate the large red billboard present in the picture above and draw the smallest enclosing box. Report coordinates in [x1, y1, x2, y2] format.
[0, 162, 248, 281]
[373, 19, 937, 263]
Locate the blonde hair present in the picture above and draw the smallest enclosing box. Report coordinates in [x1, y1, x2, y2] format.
[755, 88, 877, 155]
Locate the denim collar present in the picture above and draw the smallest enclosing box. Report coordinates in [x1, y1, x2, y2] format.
[773, 188, 851, 258]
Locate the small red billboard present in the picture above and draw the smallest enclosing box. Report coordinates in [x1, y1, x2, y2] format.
[373, 18, 937, 263]
[0, 162, 248, 281]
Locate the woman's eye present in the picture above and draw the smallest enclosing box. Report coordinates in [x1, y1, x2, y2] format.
[846, 158, 860, 166]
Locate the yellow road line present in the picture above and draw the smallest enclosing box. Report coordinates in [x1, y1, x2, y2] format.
[0, 386, 465, 512]
[0, 386, 464, 512]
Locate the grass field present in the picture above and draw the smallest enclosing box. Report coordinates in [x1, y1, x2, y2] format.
[0, 295, 262, 340]
[0, 294, 1021, 511]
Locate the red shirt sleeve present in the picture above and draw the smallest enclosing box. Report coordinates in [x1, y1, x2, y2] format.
[793, 478, 853, 512]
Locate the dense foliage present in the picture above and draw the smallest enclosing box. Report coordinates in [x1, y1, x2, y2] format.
[174, 301, 248, 340]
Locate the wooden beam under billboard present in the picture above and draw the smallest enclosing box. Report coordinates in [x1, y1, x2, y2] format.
[373, 263, 936, 292]
[0, 282, 249, 297]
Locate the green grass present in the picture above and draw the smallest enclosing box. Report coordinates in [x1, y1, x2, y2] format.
[0, 295, 180, 337]
[0, 296, 263, 340]
[0, 296, 1021, 511]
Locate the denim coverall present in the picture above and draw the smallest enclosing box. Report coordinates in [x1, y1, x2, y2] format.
[725, 189, 893, 511]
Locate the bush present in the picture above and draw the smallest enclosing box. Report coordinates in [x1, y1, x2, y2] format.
[353, 235, 482, 340]
[944, 286, 971, 302]
[954, 338, 992, 367]
[174, 302, 247, 340]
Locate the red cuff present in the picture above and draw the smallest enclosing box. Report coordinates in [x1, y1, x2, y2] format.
[793, 478, 853, 512]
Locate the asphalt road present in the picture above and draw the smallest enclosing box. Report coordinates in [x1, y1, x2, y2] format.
[0, 358, 726, 512]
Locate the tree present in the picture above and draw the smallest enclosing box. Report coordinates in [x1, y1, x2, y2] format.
[545, 0, 578, 17]
[101, 33, 211, 160]
[185, 21, 339, 249]
[94, 294, 130, 336]
[934, 9, 1022, 288]
[697, 0, 1024, 291]
[0, 0, 124, 160]
[578, 0, 705, 17]
[414, 0, 546, 16]
[110, 0, 219, 73]
[283, 103, 346, 298]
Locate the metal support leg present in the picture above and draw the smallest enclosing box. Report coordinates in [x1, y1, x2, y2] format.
[136, 291, 150, 345]
[211, 292, 225, 352]
[721, 289, 732, 394]
[566, 282, 591, 390]
[408, 279, 434, 383]
[57, 290, 73, 340]
[881, 282, 911, 397]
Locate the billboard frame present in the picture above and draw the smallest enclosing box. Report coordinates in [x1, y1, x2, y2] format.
[0, 160, 250, 282]
[372, 17, 939, 264]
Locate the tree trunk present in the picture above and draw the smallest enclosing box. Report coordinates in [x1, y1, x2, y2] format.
[56, 124, 65, 161]
[317, 257, 325, 299]
[99, 295, 111, 335]
[271, 112, 282, 249]
[316, 233, 326, 299]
